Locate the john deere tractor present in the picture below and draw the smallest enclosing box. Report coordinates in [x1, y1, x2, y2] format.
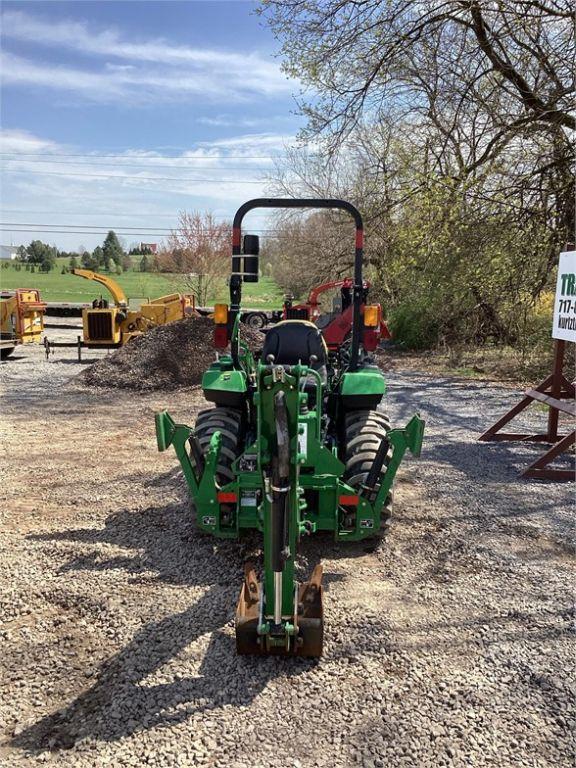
[155, 198, 424, 657]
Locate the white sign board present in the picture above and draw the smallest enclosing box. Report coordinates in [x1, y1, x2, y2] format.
[552, 250, 576, 342]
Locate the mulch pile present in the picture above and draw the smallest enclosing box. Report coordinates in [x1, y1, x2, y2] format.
[81, 316, 264, 391]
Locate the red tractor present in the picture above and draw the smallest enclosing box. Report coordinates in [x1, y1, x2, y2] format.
[283, 278, 391, 355]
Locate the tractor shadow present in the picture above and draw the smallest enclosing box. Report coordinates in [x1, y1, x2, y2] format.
[18, 500, 316, 754]
[13, 596, 314, 753]
[27, 500, 259, 587]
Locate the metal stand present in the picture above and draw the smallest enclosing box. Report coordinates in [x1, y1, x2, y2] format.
[43, 335, 84, 362]
[479, 340, 575, 481]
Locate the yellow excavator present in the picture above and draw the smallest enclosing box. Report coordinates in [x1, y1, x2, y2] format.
[0, 289, 47, 358]
[71, 269, 197, 347]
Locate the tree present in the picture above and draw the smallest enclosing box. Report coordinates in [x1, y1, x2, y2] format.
[162, 211, 230, 305]
[262, 0, 575, 349]
[121, 255, 133, 272]
[81, 251, 95, 270]
[23, 240, 58, 271]
[92, 246, 105, 269]
[265, 1, 573, 236]
[102, 231, 124, 266]
[139, 254, 149, 273]
[69, 256, 78, 270]
[264, 210, 357, 298]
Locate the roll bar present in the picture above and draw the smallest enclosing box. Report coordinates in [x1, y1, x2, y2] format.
[230, 198, 364, 371]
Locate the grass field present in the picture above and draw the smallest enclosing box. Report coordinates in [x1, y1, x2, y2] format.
[0, 264, 284, 308]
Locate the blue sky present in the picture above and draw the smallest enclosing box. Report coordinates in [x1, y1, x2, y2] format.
[0, 1, 304, 250]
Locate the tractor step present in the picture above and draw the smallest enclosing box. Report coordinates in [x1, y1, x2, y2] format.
[235, 563, 324, 657]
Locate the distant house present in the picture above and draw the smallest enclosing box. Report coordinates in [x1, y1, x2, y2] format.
[0, 245, 19, 260]
[140, 242, 158, 254]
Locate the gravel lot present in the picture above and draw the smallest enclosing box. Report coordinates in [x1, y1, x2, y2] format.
[0, 334, 574, 767]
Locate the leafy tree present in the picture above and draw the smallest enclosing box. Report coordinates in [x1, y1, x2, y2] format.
[103, 231, 124, 266]
[92, 246, 105, 269]
[262, 0, 574, 352]
[23, 240, 58, 271]
[121, 255, 133, 271]
[69, 256, 78, 270]
[139, 255, 149, 272]
[81, 251, 95, 270]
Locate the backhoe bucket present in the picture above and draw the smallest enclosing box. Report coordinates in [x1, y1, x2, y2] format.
[235, 564, 324, 657]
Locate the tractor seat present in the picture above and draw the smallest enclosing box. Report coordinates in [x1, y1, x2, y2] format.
[262, 320, 327, 369]
[262, 321, 328, 406]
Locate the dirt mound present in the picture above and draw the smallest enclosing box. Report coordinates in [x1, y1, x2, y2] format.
[81, 316, 265, 391]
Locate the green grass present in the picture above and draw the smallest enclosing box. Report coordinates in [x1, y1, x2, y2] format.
[0, 264, 284, 309]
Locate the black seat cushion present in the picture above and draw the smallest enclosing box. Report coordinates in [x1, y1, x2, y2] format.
[262, 321, 327, 368]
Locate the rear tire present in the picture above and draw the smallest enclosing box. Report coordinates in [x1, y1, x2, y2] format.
[192, 407, 243, 485]
[343, 409, 393, 533]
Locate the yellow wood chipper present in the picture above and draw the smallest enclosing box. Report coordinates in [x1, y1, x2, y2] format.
[71, 269, 197, 347]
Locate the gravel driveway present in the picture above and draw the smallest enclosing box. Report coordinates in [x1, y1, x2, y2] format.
[0, 344, 573, 767]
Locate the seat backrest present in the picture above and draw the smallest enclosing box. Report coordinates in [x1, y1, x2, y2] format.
[262, 320, 327, 367]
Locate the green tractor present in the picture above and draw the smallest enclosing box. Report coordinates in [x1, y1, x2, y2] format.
[155, 198, 424, 657]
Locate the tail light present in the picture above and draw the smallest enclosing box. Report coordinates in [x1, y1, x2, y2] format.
[363, 329, 379, 351]
[214, 325, 228, 349]
[213, 303, 229, 348]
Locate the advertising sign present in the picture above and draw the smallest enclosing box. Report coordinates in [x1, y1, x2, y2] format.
[552, 251, 576, 342]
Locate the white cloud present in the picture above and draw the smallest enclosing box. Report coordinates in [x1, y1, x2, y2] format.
[197, 116, 262, 128]
[1, 53, 127, 101]
[196, 114, 295, 129]
[0, 128, 294, 250]
[1, 10, 294, 103]
[0, 128, 59, 154]
[104, 63, 136, 73]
